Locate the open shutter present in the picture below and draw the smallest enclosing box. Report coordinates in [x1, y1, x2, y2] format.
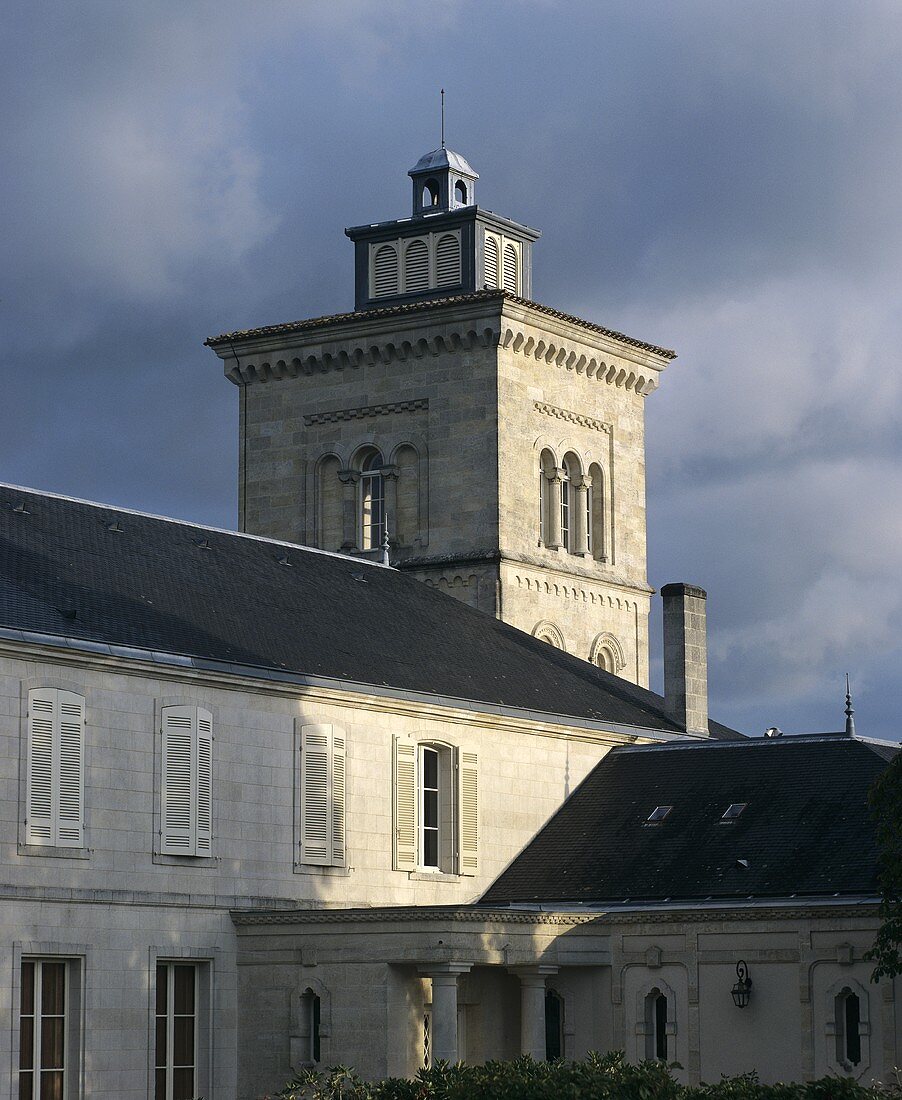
[301, 724, 331, 865]
[26, 690, 56, 844]
[55, 691, 85, 847]
[331, 730, 346, 866]
[195, 708, 213, 855]
[161, 706, 195, 855]
[458, 749, 479, 875]
[393, 738, 417, 871]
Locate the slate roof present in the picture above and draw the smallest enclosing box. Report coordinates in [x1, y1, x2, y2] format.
[204, 289, 678, 359]
[0, 484, 737, 735]
[480, 734, 894, 905]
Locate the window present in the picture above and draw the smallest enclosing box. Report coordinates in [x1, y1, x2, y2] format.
[299, 989, 321, 1064]
[588, 462, 606, 561]
[584, 479, 593, 554]
[538, 449, 555, 544]
[19, 959, 70, 1100]
[393, 739, 478, 875]
[559, 463, 570, 550]
[26, 689, 85, 848]
[645, 990, 668, 1061]
[155, 963, 198, 1100]
[372, 244, 399, 297]
[721, 802, 748, 822]
[358, 450, 385, 550]
[299, 723, 346, 867]
[423, 178, 440, 207]
[545, 990, 564, 1060]
[160, 706, 212, 857]
[435, 233, 461, 288]
[484, 235, 499, 288]
[835, 989, 862, 1068]
[454, 179, 467, 204]
[645, 805, 672, 824]
[423, 1012, 432, 1068]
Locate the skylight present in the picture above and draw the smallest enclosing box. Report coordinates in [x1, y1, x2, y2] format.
[645, 805, 672, 824]
[721, 803, 748, 822]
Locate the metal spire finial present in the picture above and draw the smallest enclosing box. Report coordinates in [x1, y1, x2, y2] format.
[381, 520, 391, 567]
[441, 88, 445, 149]
[844, 673, 856, 737]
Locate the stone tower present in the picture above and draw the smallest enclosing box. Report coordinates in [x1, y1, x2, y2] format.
[206, 148, 675, 686]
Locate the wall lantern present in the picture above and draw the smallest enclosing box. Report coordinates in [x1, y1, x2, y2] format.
[731, 960, 753, 1008]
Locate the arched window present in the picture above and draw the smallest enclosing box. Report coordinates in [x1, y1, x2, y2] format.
[532, 621, 565, 649]
[372, 244, 399, 298]
[645, 990, 668, 1061]
[300, 988, 321, 1064]
[423, 179, 440, 207]
[484, 235, 499, 289]
[454, 179, 467, 204]
[560, 463, 570, 551]
[502, 242, 519, 293]
[588, 462, 606, 560]
[435, 233, 461, 288]
[358, 450, 384, 550]
[538, 449, 554, 544]
[835, 989, 862, 1067]
[404, 239, 429, 293]
[545, 990, 563, 1061]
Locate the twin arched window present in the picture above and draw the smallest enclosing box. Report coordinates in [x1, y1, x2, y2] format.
[539, 451, 602, 557]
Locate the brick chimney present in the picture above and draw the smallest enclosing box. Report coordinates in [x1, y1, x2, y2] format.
[661, 583, 709, 736]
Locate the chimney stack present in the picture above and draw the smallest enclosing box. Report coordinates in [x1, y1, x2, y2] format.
[662, 583, 709, 736]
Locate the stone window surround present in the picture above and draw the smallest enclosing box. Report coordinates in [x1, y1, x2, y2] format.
[147, 946, 216, 1100]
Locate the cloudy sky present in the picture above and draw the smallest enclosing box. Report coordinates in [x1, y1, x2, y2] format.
[3, 1, 901, 738]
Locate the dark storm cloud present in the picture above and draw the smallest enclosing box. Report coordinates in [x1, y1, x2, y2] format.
[2, 1, 901, 736]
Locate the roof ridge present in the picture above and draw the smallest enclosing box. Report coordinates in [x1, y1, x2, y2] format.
[612, 732, 865, 753]
[0, 481, 388, 570]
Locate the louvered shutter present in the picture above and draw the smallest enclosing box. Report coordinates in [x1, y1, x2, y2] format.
[393, 738, 417, 871]
[436, 234, 461, 288]
[331, 730, 346, 866]
[300, 724, 331, 865]
[56, 692, 85, 847]
[484, 235, 499, 289]
[195, 709, 213, 855]
[372, 244, 399, 298]
[404, 239, 429, 293]
[502, 243, 519, 294]
[457, 749, 479, 875]
[161, 706, 196, 855]
[26, 690, 57, 844]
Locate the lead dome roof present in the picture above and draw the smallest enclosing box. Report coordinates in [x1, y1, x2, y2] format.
[408, 147, 479, 178]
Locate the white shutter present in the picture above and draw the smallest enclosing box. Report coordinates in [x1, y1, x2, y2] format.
[301, 724, 331, 865]
[161, 706, 196, 855]
[372, 244, 399, 297]
[331, 730, 346, 866]
[436, 234, 461, 288]
[484, 235, 499, 288]
[26, 690, 57, 844]
[393, 737, 417, 871]
[404, 239, 429, 293]
[502, 243, 519, 294]
[55, 691, 85, 847]
[458, 749, 479, 875]
[195, 708, 213, 855]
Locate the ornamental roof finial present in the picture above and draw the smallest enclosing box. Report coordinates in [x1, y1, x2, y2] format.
[844, 673, 856, 737]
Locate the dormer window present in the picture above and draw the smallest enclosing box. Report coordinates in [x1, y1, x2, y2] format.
[645, 805, 672, 825]
[423, 179, 440, 207]
[454, 179, 467, 204]
[721, 803, 748, 823]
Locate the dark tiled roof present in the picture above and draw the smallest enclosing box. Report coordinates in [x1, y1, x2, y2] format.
[481, 735, 895, 905]
[0, 485, 730, 733]
[204, 290, 677, 359]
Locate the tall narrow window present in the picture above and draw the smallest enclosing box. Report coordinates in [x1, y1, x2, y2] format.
[299, 723, 346, 867]
[836, 989, 862, 1067]
[423, 179, 440, 207]
[372, 244, 399, 298]
[585, 480, 593, 554]
[160, 706, 213, 857]
[545, 990, 563, 1061]
[359, 450, 385, 550]
[420, 746, 440, 869]
[435, 233, 461, 288]
[645, 990, 668, 1060]
[156, 963, 197, 1100]
[26, 688, 85, 848]
[560, 463, 571, 551]
[19, 959, 67, 1100]
[299, 989, 321, 1065]
[484, 235, 499, 288]
[454, 179, 467, 204]
[502, 242, 519, 293]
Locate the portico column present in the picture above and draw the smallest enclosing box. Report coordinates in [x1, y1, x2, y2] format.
[573, 474, 592, 557]
[337, 468, 360, 550]
[381, 464, 399, 541]
[418, 964, 472, 1063]
[545, 469, 565, 550]
[509, 966, 559, 1059]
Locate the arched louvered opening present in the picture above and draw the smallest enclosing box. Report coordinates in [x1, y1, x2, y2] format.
[404, 239, 429, 294]
[454, 179, 467, 204]
[484, 235, 499, 289]
[423, 179, 440, 207]
[372, 245, 399, 298]
[502, 242, 519, 293]
[435, 234, 461, 288]
[358, 448, 385, 550]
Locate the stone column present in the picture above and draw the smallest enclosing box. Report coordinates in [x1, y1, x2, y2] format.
[573, 474, 592, 557]
[382, 464, 399, 542]
[509, 966, 559, 1059]
[337, 469, 359, 551]
[545, 469, 565, 550]
[418, 964, 472, 1063]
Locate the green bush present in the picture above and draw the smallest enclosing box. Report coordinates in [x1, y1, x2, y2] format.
[264, 1052, 901, 1100]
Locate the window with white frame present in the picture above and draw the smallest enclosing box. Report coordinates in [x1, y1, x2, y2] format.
[160, 705, 212, 857]
[25, 688, 85, 848]
[155, 962, 199, 1100]
[559, 459, 571, 550]
[19, 958, 77, 1100]
[393, 739, 478, 875]
[358, 449, 385, 550]
[298, 723, 346, 867]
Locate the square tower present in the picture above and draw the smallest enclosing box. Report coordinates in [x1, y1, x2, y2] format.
[206, 150, 675, 686]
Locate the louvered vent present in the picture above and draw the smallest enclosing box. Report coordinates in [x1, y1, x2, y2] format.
[484, 236, 499, 288]
[436, 234, 461, 288]
[502, 243, 519, 294]
[373, 244, 399, 298]
[404, 240, 429, 293]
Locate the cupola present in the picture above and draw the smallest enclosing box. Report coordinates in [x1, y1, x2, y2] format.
[408, 147, 478, 216]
